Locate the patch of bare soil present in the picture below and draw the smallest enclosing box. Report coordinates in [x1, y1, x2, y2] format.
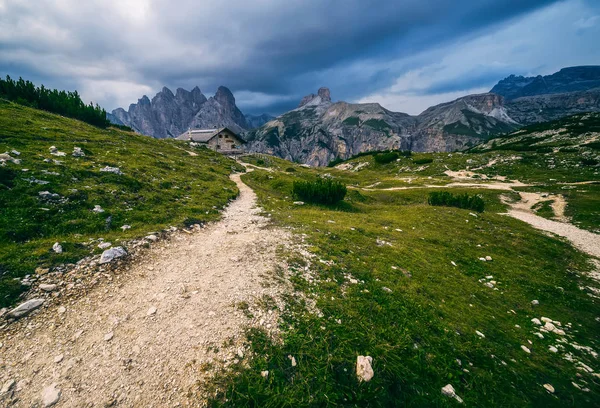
[0, 173, 292, 407]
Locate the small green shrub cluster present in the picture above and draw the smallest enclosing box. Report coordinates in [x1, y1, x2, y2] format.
[285, 167, 296, 172]
[292, 178, 347, 205]
[374, 151, 399, 164]
[413, 157, 433, 165]
[428, 191, 485, 212]
[581, 158, 598, 166]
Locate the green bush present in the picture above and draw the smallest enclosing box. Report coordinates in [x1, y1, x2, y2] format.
[285, 167, 296, 172]
[327, 157, 344, 167]
[581, 158, 598, 166]
[292, 178, 347, 205]
[428, 191, 485, 212]
[374, 152, 399, 164]
[413, 157, 433, 165]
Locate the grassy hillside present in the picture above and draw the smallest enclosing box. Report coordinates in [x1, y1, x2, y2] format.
[209, 147, 599, 406]
[0, 100, 242, 307]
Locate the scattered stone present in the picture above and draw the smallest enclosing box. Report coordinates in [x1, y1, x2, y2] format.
[531, 300, 539, 306]
[57, 306, 66, 314]
[485, 256, 493, 261]
[356, 355, 374, 382]
[39, 191, 60, 200]
[49, 146, 66, 157]
[147, 306, 157, 316]
[145, 235, 158, 242]
[6, 298, 45, 318]
[382, 287, 392, 293]
[99, 246, 127, 264]
[39, 284, 58, 292]
[260, 370, 269, 378]
[531, 318, 541, 325]
[441, 384, 463, 403]
[521, 345, 531, 353]
[288, 355, 297, 367]
[52, 242, 63, 253]
[0, 152, 21, 164]
[543, 384, 555, 393]
[41, 383, 61, 407]
[100, 166, 123, 175]
[293, 201, 304, 205]
[476, 330, 485, 338]
[98, 242, 112, 249]
[544, 322, 557, 332]
[92, 205, 105, 213]
[104, 332, 114, 341]
[54, 354, 64, 363]
[549, 346, 558, 353]
[1, 379, 15, 394]
[541, 317, 552, 323]
[72, 147, 85, 157]
[451, 261, 457, 266]
[121, 225, 131, 231]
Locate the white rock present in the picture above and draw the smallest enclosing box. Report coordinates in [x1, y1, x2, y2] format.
[485, 275, 493, 279]
[531, 318, 542, 325]
[98, 242, 112, 249]
[57, 306, 66, 314]
[293, 201, 304, 205]
[104, 332, 114, 341]
[7, 298, 45, 318]
[543, 384, 555, 393]
[534, 333, 544, 339]
[485, 256, 493, 261]
[145, 235, 158, 242]
[100, 166, 123, 175]
[121, 225, 131, 231]
[288, 355, 297, 367]
[382, 287, 392, 293]
[1, 379, 15, 394]
[72, 147, 85, 157]
[99, 246, 127, 264]
[549, 346, 558, 353]
[476, 330, 485, 338]
[54, 354, 64, 363]
[541, 317, 552, 323]
[356, 355, 374, 382]
[544, 322, 557, 332]
[441, 384, 463, 403]
[39, 284, 58, 292]
[531, 300, 539, 306]
[52, 242, 63, 253]
[451, 261, 457, 266]
[260, 370, 269, 378]
[41, 383, 61, 407]
[92, 205, 104, 213]
[484, 282, 494, 288]
[521, 345, 531, 353]
[147, 306, 157, 316]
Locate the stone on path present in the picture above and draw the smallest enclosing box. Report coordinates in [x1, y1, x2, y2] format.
[39, 284, 58, 292]
[41, 383, 61, 407]
[7, 299, 45, 318]
[1, 379, 15, 394]
[99, 246, 127, 264]
[54, 354, 64, 363]
[147, 306, 157, 316]
[356, 355, 374, 382]
[104, 332, 114, 341]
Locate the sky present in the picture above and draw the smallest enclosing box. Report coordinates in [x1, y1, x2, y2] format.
[0, 0, 599, 116]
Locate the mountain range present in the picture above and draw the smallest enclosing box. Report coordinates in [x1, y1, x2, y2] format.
[107, 66, 600, 165]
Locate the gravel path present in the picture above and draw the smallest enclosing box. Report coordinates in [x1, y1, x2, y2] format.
[0, 172, 292, 407]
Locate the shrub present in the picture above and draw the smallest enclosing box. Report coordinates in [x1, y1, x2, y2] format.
[413, 157, 433, 165]
[428, 191, 485, 212]
[581, 158, 598, 166]
[292, 178, 347, 205]
[285, 167, 296, 172]
[327, 157, 344, 167]
[374, 152, 399, 164]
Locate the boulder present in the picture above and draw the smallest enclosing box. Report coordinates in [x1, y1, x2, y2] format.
[52, 242, 63, 253]
[72, 147, 85, 157]
[356, 355, 374, 382]
[39, 284, 58, 292]
[99, 247, 127, 264]
[100, 166, 123, 175]
[41, 383, 61, 407]
[7, 299, 45, 318]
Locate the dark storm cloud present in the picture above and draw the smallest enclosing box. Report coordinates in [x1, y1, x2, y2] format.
[0, 0, 598, 115]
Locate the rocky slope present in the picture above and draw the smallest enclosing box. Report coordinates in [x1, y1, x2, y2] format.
[108, 86, 248, 138]
[244, 113, 275, 129]
[246, 89, 520, 166]
[491, 66, 600, 100]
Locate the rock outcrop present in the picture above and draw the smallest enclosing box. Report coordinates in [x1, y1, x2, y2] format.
[244, 113, 275, 129]
[107, 86, 248, 138]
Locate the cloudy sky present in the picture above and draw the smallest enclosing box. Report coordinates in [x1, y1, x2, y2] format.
[1, 0, 599, 115]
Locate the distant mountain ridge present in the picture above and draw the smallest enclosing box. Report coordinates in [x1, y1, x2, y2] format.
[107, 86, 248, 138]
[246, 66, 600, 165]
[490, 66, 600, 100]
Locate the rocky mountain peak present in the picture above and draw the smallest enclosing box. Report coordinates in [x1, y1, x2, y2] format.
[215, 86, 236, 107]
[298, 87, 332, 108]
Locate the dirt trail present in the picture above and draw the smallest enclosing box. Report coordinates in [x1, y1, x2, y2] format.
[0, 172, 291, 407]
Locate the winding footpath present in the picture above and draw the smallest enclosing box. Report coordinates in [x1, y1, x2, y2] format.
[0, 173, 291, 407]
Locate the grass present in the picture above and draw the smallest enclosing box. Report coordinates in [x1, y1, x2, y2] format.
[532, 200, 556, 219]
[0, 100, 243, 307]
[208, 151, 600, 406]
